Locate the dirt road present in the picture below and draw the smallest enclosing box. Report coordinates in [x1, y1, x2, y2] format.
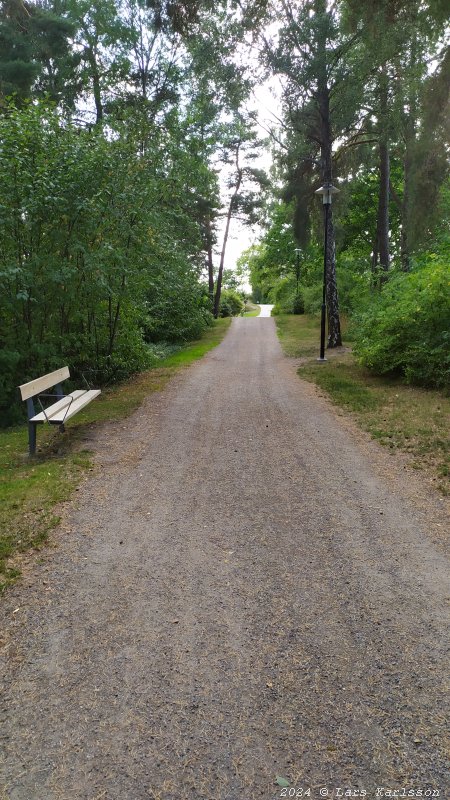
[258, 304, 274, 317]
[1, 318, 449, 800]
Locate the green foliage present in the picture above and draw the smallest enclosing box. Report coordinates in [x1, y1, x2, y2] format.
[302, 282, 323, 315]
[239, 201, 309, 307]
[219, 289, 245, 317]
[275, 313, 449, 495]
[0, 0, 75, 103]
[0, 0, 448, 433]
[292, 293, 305, 314]
[221, 268, 241, 290]
[335, 252, 374, 316]
[243, 301, 260, 317]
[354, 258, 450, 388]
[0, 101, 216, 424]
[0, 0, 264, 427]
[271, 276, 304, 315]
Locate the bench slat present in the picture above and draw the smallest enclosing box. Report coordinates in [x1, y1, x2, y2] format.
[45, 389, 101, 424]
[19, 367, 70, 400]
[30, 390, 86, 423]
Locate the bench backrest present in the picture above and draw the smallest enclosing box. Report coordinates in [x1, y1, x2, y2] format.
[19, 367, 70, 401]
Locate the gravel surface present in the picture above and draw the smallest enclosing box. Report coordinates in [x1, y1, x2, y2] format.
[258, 305, 274, 317]
[1, 318, 449, 800]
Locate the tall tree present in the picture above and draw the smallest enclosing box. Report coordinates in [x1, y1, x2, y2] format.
[185, 6, 262, 313]
[254, 0, 365, 346]
[0, 0, 74, 105]
[212, 116, 267, 317]
[344, 0, 449, 271]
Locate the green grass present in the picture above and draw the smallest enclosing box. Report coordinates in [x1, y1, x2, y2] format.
[158, 318, 231, 366]
[243, 303, 261, 317]
[0, 444, 91, 590]
[275, 314, 450, 496]
[0, 318, 231, 593]
[274, 313, 323, 357]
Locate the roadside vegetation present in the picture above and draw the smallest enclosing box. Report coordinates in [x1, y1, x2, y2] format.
[237, 2, 449, 396]
[243, 302, 261, 317]
[276, 315, 450, 497]
[0, 2, 268, 430]
[1, 0, 448, 583]
[0, 319, 230, 594]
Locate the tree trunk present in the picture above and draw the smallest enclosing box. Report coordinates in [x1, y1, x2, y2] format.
[205, 214, 215, 305]
[375, 70, 390, 279]
[212, 193, 237, 318]
[213, 144, 243, 319]
[318, 112, 342, 340]
[315, 0, 341, 348]
[86, 46, 103, 124]
[324, 205, 341, 347]
[377, 138, 390, 276]
[401, 125, 414, 271]
[400, 35, 419, 272]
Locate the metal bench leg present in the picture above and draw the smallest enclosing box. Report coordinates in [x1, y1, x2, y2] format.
[28, 421, 37, 456]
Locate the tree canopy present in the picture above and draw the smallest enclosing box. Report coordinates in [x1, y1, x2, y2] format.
[0, 0, 448, 424]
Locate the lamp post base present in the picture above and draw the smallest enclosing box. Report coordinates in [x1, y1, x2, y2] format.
[317, 357, 327, 363]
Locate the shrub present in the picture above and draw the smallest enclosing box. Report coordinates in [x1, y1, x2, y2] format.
[0, 103, 213, 424]
[353, 258, 450, 389]
[292, 293, 305, 314]
[336, 254, 373, 315]
[303, 282, 323, 315]
[219, 289, 245, 317]
[0, 350, 24, 426]
[271, 276, 304, 315]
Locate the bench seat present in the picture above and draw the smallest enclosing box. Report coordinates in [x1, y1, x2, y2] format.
[19, 367, 101, 454]
[30, 389, 101, 424]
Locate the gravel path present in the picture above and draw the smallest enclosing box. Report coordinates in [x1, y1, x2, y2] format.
[1, 318, 449, 800]
[258, 305, 274, 317]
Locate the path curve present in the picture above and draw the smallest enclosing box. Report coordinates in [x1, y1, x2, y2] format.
[1, 318, 449, 799]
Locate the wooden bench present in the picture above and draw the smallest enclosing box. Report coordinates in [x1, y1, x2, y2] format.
[19, 367, 101, 455]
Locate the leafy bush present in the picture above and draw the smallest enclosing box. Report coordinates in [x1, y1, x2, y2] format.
[145, 273, 212, 342]
[303, 282, 323, 314]
[0, 102, 214, 424]
[271, 276, 304, 315]
[219, 289, 245, 317]
[336, 254, 373, 315]
[354, 258, 450, 389]
[292, 294, 305, 314]
[0, 350, 24, 426]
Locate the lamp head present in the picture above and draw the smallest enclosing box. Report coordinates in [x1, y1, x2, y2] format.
[315, 183, 340, 205]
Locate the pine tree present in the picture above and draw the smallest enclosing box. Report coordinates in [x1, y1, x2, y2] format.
[255, 0, 365, 346]
[0, 0, 74, 104]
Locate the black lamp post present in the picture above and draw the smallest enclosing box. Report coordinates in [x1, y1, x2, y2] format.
[315, 183, 339, 361]
[294, 248, 301, 296]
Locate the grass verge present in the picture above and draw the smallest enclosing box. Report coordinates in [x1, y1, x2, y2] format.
[243, 303, 261, 317]
[0, 318, 231, 593]
[275, 314, 450, 496]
